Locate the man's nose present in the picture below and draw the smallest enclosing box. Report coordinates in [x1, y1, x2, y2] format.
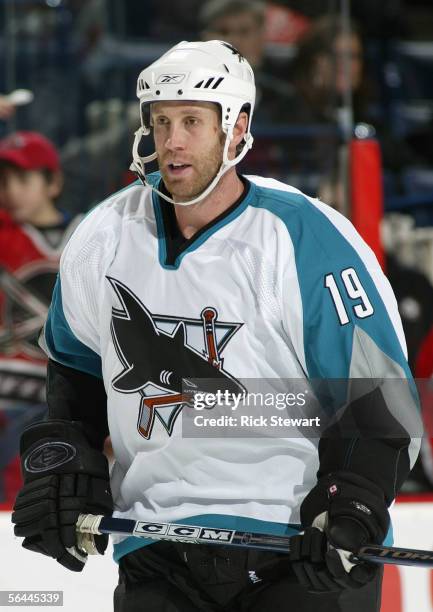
[165, 124, 186, 150]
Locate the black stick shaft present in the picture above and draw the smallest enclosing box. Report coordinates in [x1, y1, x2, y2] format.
[76, 514, 433, 567]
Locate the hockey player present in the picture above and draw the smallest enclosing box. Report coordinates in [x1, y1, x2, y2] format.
[11, 42, 420, 611]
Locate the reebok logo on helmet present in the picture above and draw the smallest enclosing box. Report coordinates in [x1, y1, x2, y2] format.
[157, 74, 186, 84]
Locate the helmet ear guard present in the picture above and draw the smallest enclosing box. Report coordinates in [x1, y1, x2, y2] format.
[130, 127, 157, 184]
[130, 40, 256, 206]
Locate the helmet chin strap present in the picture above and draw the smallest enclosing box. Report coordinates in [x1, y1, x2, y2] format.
[130, 127, 253, 207]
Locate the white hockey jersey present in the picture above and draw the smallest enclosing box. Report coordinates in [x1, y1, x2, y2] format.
[41, 173, 420, 561]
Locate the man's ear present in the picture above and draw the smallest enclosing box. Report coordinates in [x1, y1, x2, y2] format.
[47, 171, 64, 200]
[229, 111, 249, 159]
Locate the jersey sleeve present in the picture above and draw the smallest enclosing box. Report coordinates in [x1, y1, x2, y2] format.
[41, 275, 102, 378]
[282, 196, 422, 503]
[39, 206, 118, 380]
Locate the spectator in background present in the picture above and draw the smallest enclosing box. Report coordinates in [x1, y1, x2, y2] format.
[290, 15, 372, 127]
[0, 131, 82, 505]
[291, 14, 419, 179]
[199, 0, 294, 124]
[200, 0, 266, 69]
[249, 14, 370, 196]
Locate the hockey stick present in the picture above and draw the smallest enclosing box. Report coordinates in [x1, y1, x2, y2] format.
[76, 513, 433, 567]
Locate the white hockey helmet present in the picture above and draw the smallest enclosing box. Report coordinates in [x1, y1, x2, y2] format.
[130, 40, 256, 206]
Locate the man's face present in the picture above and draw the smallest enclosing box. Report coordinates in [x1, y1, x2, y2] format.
[0, 166, 57, 224]
[151, 101, 224, 203]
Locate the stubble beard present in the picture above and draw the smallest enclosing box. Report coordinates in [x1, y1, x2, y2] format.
[160, 138, 224, 202]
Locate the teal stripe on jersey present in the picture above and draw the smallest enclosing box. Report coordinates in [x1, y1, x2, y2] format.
[44, 277, 102, 378]
[384, 523, 393, 547]
[250, 184, 411, 382]
[112, 514, 302, 563]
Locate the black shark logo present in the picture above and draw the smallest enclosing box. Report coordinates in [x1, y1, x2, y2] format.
[108, 278, 244, 438]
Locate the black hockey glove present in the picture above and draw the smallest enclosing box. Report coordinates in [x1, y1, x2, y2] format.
[12, 419, 113, 572]
[289, 471, 389, 592]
